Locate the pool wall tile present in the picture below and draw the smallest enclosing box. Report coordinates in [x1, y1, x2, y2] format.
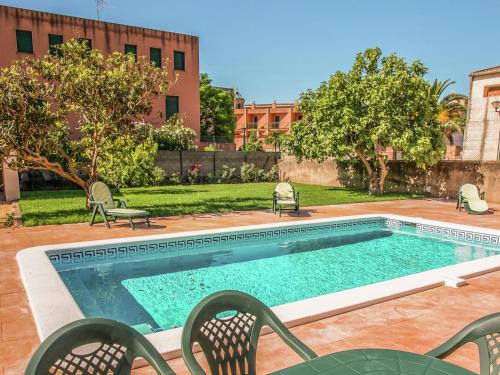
[48, 218, 386, 269]
[47, 217, 499, 271]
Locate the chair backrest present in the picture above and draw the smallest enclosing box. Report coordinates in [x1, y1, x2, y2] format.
[460, 183, 481, 201]
[181, 290, 317, 375]
[25, 318, 174, 375]
[275, 182, 295, 200]
[90, 181, 116, 209]
[426, 313, 500, 375]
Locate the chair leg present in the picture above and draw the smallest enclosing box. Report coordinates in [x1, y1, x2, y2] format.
[128, 217, 135, 230]
[99, 207, 111, 229]
[89, 206, 98, 226]
[279, 206, 282, 217]
[146, 216, 150, 228]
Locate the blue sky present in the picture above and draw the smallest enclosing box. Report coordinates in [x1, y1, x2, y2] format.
[3, 0, 499, 102]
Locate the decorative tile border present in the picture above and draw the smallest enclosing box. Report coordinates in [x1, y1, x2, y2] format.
[48, 218, 386, 269]
[386, 218, 500, 247]
[48, 217, 499, 270]
[415, 223, 500, 246]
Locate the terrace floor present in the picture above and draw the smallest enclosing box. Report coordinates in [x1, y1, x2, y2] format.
[0, 198, 499, 374]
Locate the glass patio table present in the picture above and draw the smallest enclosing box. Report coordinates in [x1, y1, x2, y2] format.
[269, 349, 474, 375]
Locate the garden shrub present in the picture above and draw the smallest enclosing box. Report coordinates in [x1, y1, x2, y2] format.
[155, 114, 196, 151]
[98, 135, 165, 190]
[205, 173, 218, 184]
[203, 144, 217, 152]
[240, 163, 266, 183]
[186, 164, 202, 185]
[167, 172, 181, 185]
[219, 165, 236, 184]
[266, 164, 280, 182]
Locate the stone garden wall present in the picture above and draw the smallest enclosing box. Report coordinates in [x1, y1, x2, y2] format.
[155, 151, 280, 177]
[279, 155, 500, 203]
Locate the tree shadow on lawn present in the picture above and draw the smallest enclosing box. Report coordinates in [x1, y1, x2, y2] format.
[22, 197, 272, 226]
[21, 189, 86, 200]
[139, 197, 271, 217]
[322, 186, 426, 198]
[123, 187, 211, 196]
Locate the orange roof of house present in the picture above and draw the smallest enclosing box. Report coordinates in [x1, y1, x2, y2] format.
[470, 66, 500, 77]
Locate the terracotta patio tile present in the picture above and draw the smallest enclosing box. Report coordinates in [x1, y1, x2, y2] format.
[0, 304, 30, 324]
[0, 336, 38, 374]
[1, 317, 37, 342]
[0, 292, 28, 309]
[0, 199, 498, 374]
[0, 278, 23, 295]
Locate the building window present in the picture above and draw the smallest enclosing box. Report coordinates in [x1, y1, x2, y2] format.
[174, 51, 185, 70]
[150, 47, 161, 67]
[236, 103, 241, 109]
[253, 116, 258, 122]
[274, 115, 280, 122]
[16, 30, 33, 53]
[124, 44, 137, 61]
[484, 86, 500, 97]
[48, 34, 63, 56]
[298, 115, 303, 120]
[166, 96, 179, 118]
[78, 38, 92, 50]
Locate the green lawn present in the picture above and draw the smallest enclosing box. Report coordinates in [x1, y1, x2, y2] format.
[19, 183, 424, 226]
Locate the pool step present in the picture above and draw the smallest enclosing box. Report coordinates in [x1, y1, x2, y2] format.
[444, 276, 468, 288]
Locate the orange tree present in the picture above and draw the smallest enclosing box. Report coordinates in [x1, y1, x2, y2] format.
[0, 40, 169, 205]
[285, 48, 444, 195]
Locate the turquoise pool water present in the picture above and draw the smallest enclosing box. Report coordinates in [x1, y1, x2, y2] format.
[54, 220, 497, 332]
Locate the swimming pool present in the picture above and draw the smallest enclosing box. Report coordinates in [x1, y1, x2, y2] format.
[17, 214, 500, 356]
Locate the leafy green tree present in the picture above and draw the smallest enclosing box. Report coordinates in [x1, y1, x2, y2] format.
[200, 73, 235, 142]
[285, 48, 444, 195]
[154, 114, 196, 150]
[239, 130, 263, 151]
[98, 129, 165, 190]
[0, 40, 169, 205]
[265, 131, 285, 151]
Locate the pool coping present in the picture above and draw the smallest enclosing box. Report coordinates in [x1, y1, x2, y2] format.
[16, 213, 500, 362]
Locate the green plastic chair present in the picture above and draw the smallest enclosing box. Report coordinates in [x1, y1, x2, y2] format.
[456, 183, 489, 215]
[24, 318, 174, 374]
[89, 181, 150, 230]
[272, 182, 300, 217]
[181, 290, 317, 375]
[426, 312, 500, 375]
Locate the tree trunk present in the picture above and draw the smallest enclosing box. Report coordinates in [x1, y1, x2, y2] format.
[355, 148, 389, 195]
[83, 185, 91, 209]
[370, 154, 389, 196]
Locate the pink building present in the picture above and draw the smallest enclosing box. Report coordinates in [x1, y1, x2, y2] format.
[0, 5, 200, 136]
[0, 5, 201, 201]
[234, 94, 302, 151]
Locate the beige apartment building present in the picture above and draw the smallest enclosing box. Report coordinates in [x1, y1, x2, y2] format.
[462, 66, 500, 160]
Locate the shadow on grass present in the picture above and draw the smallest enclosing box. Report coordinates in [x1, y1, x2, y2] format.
[124, 187, 211, 196]
[21, 189, 86, 200]
[21, 197, 273, 226]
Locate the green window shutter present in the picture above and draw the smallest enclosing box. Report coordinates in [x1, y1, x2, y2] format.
[48, 34, 63, 56]
[124, 44, 137, 61]
[166, 96, 179, 118]
[150, 47, 161, 67]
[16, 30, 33, 53]
[174, 51, 185, 70]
